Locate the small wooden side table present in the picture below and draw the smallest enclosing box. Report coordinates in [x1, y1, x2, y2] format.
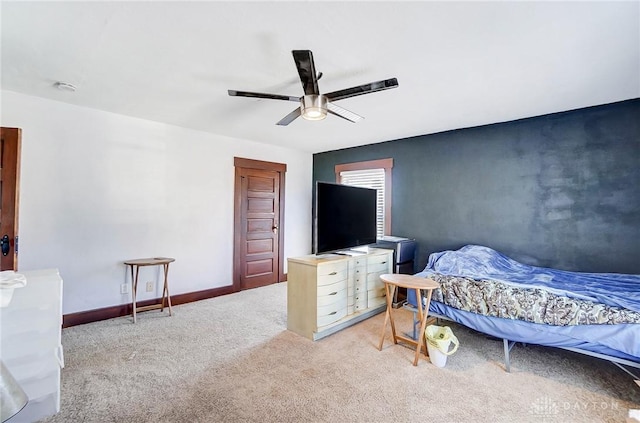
[124, 257, 175, 323]
[378, 273, 440, 366]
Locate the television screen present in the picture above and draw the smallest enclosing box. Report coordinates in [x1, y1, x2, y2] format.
[314, 182, 377, 254]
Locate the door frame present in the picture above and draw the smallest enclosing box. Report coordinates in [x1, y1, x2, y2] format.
[233, 157, 286, 291]
[0, 127, 21, 271]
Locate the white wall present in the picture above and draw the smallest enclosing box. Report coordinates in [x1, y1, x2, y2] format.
[1, 91, 313, 314]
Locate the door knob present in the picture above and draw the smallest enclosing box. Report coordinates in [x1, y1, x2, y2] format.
[1, 235, 10, 256]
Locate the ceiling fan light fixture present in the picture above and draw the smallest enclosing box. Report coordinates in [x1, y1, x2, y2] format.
[301, 95, 327, 121]
[228, 50, 398, 126]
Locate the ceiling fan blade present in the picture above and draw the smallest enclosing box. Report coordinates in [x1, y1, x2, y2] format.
[327, 102, 364, 123]
[276, 108, 302, 126]
[324, 78, 399, 102]
[292, 50, 319, 96]
[228, 90, 300, 102]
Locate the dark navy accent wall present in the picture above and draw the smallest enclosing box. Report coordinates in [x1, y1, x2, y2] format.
[313, 99, 640, 274]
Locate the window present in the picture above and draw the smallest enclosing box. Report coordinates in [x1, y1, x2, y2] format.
[335, 158, 393, 238]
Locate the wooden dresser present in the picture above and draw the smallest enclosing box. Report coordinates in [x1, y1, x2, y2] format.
[287, 248, 393, 340]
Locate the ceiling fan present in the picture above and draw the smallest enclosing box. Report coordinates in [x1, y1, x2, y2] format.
[228, 50, 399, 126]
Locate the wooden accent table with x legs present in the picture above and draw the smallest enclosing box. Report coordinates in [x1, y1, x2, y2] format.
[124, 257, 175, 323]
[378, 273, 440, 366]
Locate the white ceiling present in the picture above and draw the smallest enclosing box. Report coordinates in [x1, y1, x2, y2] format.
[2, 1, 639, 153]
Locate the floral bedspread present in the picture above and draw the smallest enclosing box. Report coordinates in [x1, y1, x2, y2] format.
[429, 273, 640, 326]
[423, 245, 640, 313]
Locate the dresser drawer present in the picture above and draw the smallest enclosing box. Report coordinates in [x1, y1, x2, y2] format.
[352, 281, 366, 295]
[353, 256, 368, 267]
[353, 266, 367, 279]
[367, 271, 387, 285]
[354, 273, 367, 286]
[368, 253, 391, 267]
[317, 279, 347, 297]
[353, 297, 368, 312]
[318, 295, 347, 315]
[317, 287, 346, 307]
[368, 296, 387, 309]
[317, 297, 348, 327]
[367, 261, 390, 274]
[367, 285, 386, 300]
[317, 268, 348, 287]
[317, 261, 348, 276]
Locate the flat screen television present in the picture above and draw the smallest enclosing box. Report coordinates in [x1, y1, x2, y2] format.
[314, 181, 377, 254]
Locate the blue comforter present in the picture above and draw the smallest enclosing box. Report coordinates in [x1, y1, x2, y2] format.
[422, 245, 640, 313]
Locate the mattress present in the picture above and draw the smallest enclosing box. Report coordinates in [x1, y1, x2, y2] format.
[407, 245, 640, 361]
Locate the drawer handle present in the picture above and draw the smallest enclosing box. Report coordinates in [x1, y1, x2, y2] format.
[381, 261, 387, 264]
[329, 271, 337, 275]
[329, 311, 337, 315]
[329, 291, 337, 296]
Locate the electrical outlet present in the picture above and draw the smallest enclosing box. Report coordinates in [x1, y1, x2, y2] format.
[146, 281, 153, 292]
[120, 283, 129, 294]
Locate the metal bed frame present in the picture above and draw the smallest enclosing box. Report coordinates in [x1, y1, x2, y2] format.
[403, 303, 640, 379]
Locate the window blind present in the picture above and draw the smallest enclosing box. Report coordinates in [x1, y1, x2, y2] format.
[339, 168, 385, 239]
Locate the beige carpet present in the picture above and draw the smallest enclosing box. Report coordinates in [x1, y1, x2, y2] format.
[42, 282, 639, 423]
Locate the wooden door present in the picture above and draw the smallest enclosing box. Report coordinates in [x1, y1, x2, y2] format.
[0, 128, 21, 271]
[233, 158, 286, 291]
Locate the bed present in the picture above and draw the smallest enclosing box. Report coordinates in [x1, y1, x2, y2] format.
[406, 245, 640, 374]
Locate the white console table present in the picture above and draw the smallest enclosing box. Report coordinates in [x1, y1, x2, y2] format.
[0, 269, 64, 422]
[287, 248, 393, 340]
